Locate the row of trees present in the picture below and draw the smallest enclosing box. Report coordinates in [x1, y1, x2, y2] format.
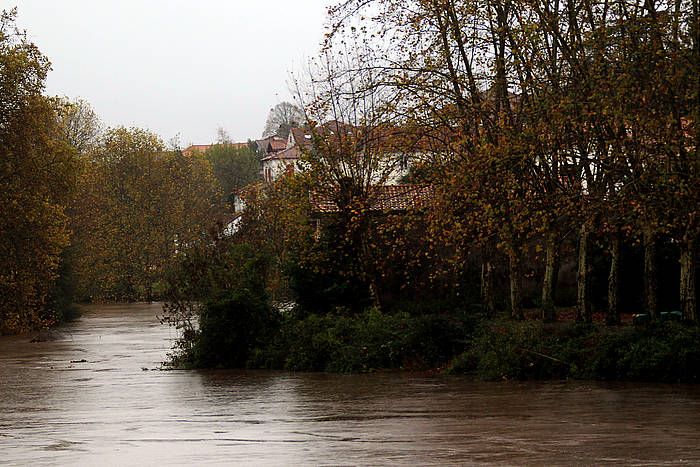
[254, 0, 699, 322]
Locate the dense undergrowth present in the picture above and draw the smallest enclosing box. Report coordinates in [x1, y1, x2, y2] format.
[448, 320, 700, 383]
[169, 290, 700, 382]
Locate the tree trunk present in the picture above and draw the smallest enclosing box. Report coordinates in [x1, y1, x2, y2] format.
[680, 238, 697, 322]
[369, 280, 382, 311]
[643, 227, 658, 320]
[481, 260, 496, 316]
[576, 223, 591, 323]
[607, 230, 621, 325]
[542, 232, 558, 322]
[509, 251, 523, 320]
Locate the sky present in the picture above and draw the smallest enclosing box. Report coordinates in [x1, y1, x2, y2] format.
[8, 0, 331, 145]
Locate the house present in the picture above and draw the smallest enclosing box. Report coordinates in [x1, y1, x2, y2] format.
[260, 121, 420, 184]
[223, 182, 265, 235]
[308, 184, 435, 238]
[259, 128, 312, 182]
[309, 184, 434, 214]
[262, 145, 301, 182]
[255, 136, 287, 157]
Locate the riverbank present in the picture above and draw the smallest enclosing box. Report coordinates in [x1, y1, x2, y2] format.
[447, 319, 700, 383]
[171, 302, 700, 383]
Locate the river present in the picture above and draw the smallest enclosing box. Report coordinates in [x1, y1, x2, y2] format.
[1, 303, 699, 465]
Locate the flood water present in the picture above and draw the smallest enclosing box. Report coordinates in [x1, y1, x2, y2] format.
[1, 303, 700, 465]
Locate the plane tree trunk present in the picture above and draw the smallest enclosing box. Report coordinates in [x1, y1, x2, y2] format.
[680, 237, 697, 322]
[643, 226, 659, 320]
[607, 230, 621, 325]
[541, 232, 558, 322]
[576, 223, 591, 323]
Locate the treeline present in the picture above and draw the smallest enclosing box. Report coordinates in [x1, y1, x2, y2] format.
[0, 10, 260, 334]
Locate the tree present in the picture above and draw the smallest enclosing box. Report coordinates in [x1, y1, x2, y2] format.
[328, 0, 699, 323]
[71, 127, 222, 301]
[0, 9, 78, 333]
[55, 96, 102, 153]
[204, 142, 260, 196]
[262, 101, 304, 138]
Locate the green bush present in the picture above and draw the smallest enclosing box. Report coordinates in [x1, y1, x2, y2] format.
[252, 308, 469, 373]
[193, 288, 277, 368]
[448, 320, 700, 382]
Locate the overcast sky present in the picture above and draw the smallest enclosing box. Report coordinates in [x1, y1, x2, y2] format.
[9, 0, 330, 145]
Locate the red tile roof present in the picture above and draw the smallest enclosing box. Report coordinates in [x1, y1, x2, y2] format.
[261, 145, 300, 162]
[310, 184, 434, 213]
[183, 142, 249, 156]
[290, 127, 313, 150]
[269, 138, 287, 152]
[182, 144, 212, 155]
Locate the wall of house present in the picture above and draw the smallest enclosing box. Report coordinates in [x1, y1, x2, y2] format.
[262, 158, 297, 182]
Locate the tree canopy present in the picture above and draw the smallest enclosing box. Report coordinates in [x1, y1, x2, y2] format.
[262, 101, 304, 138]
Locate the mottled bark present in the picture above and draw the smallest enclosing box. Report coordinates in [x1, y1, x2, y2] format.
[509, 252, 523, 320]
[369, 281, 382, 311]
[481, 260, 496, 316]
[643, 227, 658, 319]
[607, 231, 621, 325]
[680, 238, 697, 322]
[576, 223, 591, 323]
[541, 232, 558, 322]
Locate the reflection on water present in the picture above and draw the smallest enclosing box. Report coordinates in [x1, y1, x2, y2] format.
[1, 303, 699, 465]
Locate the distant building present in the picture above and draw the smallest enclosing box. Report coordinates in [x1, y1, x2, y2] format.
[182, 142, 249, 157]
[259, 121, 418, 184]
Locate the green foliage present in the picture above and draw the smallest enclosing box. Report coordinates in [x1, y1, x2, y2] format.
[71, 128, 222, 301]
[204, 143, 259, 196]
[163, 242, 275, 368]
[448, 320, 700, 383]
[286, 241, 373, 314]
[193, 288, 277, 368]
[590, 323, 700, 382]
[252, 308, 469, 373]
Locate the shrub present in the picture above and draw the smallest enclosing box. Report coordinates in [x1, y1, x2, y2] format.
[252, 308, 470, 373]
[193, 288, 277, 368]
[448, 320, 700, 382]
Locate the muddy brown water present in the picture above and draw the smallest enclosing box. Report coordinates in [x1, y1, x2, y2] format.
[1, 303, 700, 465]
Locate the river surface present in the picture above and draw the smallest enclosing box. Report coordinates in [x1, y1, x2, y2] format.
[1, 303, 700, 465]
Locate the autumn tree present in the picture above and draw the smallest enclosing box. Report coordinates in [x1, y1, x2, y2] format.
[55, 96, 103, 153]
[327, 0, 700, 322]
[72, 127, 222, 301]
[293, 27, 436, 309]
[0, 9, 78, 332]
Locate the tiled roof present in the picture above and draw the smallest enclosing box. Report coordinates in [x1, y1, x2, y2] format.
[256, 136, 286, 153]
[290, 127, 313, 150]
[182, 144, 212, 155]
[269, 138, 287, 152]
[261, 145, 300, 162]
[310, 184, 434, 213]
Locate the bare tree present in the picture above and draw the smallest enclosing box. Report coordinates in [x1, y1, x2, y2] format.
[262, 101, 304, 138]
[55, 97, 102, 154]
